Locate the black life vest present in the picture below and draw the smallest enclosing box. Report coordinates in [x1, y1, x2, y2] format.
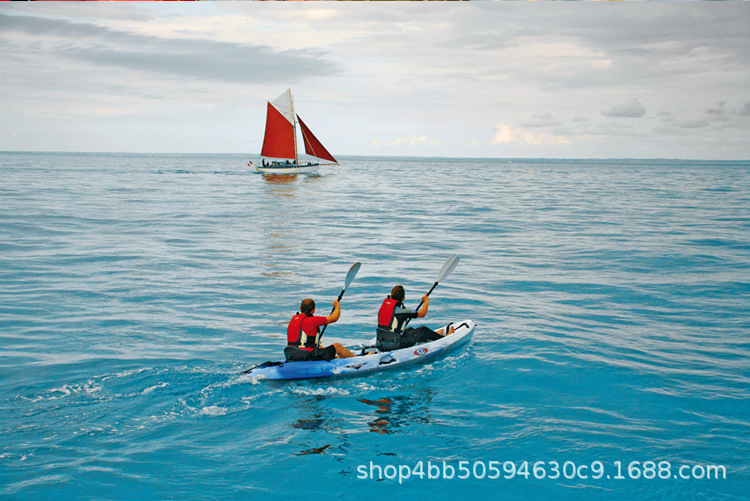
[287, 313, 318, 351]
[378, 297, 401, 333]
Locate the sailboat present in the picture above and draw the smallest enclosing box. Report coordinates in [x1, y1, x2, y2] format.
[251, 89, 338, 174]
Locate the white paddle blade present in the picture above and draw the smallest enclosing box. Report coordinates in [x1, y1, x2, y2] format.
[437, 254, 460, 282]
[344, 262, 361, 290]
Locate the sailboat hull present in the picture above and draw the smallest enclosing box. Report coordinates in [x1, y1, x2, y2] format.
[255, 162, 319, 175]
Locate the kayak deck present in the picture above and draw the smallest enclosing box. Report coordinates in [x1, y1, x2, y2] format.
[241, 320, 475, 381]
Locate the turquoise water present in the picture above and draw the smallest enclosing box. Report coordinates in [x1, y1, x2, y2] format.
[1, 153, 748, 499]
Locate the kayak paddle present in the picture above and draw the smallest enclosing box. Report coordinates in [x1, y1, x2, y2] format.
[319, 261, 361, 337]
[404, 253, 460, 327]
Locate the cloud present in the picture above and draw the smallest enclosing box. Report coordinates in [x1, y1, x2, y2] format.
[707, 102, 727, 116]
[655, 101, 748, 132]
[372, 136, 439, 148]
[584, 122, 637, 136]
[602, 98, 646, 118]
[492, 124, 571, 146]
[0, 13, 338, 85]
[1, 4, 749, 159]
[516, 112, 562, 128]
[677, 117, 711, 129]
[393, 136, 439, 147]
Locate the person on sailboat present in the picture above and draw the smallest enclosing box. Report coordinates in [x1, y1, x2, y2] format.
[285, 298, 355, 362]
[376, 285, 454, 351]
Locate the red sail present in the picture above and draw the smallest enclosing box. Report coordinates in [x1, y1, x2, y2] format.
[298, 115, 337, 164]
[260, 102, 295, 160]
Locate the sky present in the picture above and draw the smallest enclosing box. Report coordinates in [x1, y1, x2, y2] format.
[1, 2, 749, 160]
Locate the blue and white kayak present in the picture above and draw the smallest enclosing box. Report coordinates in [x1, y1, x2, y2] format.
[241, 320, 475, 381]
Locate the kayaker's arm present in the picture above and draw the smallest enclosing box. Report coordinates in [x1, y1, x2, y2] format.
[417, 295, 429, 318]
[326, 299, 341, 324]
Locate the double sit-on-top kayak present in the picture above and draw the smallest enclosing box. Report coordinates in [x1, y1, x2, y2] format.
[241, 320, 475, 380]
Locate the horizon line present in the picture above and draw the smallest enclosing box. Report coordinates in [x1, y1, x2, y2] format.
[1, 150, 748, 163]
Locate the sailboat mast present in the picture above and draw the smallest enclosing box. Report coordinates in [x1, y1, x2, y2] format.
[289, 89, 299, 167]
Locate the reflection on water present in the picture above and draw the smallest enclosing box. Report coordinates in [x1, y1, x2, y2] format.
[261, 226, 294, 279]
[287, 387, 437, 452]
[358, 390, 435, 435]
[288, 388, 437, 455]
[258, 173, 322, 280]
[290, 395, 334, 456]
[294, 444, 331, 456]
[262, 173, 298, 194]
[292, 415, 325, 431]
[261, 172, 320, 189]
[358, 397, 392, 434]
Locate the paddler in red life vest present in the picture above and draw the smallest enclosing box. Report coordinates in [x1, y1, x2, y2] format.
[284, 298, 355, 362]
[376, 285, 455, 351]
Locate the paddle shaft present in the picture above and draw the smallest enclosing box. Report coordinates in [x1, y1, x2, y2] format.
[319, 262, 361, 338]
[411, 281, 438, 313]
[318, 290, 344, 338]
[403, 282, 438, 329]
[403, 254, 460, 329]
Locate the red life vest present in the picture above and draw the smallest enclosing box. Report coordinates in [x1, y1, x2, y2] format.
[287, 313, 318, 351]
[378, 297, 400, 332]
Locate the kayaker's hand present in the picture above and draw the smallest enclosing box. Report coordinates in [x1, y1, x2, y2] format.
[327, 299, 341, 324]
[418, 295, 429, 318]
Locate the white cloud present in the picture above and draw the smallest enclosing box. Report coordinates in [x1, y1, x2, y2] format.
[516, 113, 562, 128]
[677, 117, 712, 129]
[492, 124, 571, 146]
[393, 136, 439, 147]
[370, 136, 440, 149]
[602, 98, 647, 118]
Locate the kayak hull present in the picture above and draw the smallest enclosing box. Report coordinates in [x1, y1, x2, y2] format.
[241, 320, 475, 381]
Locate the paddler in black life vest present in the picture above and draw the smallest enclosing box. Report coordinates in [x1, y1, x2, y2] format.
[376, 285, 455, 351]
[285, 298, 355, 362]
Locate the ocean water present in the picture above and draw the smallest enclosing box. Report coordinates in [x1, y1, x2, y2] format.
[1, 152, 748, 500]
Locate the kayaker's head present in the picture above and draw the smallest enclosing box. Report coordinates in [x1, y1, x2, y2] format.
[300, 298, 315, 315]
[390, 285, 405, 302]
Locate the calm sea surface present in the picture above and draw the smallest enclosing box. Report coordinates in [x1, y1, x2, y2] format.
[1, 152, 749, 499]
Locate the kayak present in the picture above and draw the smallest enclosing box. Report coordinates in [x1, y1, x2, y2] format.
[241, 319, 475, 381]
[241, 319, 474, 381]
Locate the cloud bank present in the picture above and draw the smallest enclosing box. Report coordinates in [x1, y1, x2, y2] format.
[1, 3, 748, 159]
